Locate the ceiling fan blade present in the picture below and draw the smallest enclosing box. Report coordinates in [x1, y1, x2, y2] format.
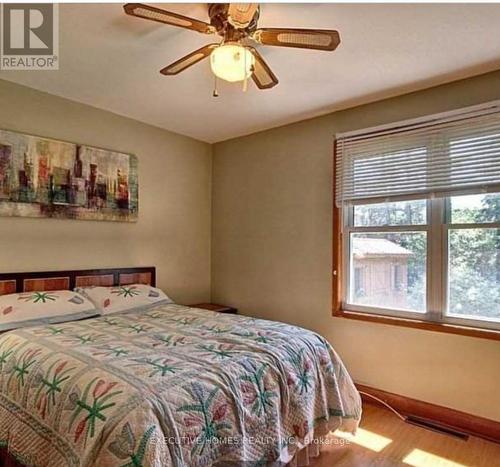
[124, 3, 215, 34]
[160, 44, 218, 76]
[227, 3, 259, 29]
[247, 47, 278, 90]
[252, 28, 340, 51]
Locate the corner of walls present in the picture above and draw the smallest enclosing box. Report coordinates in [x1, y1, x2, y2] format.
[208, 142, 215, 303]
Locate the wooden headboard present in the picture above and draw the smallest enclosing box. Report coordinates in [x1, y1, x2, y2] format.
[0, 267, 156, 295]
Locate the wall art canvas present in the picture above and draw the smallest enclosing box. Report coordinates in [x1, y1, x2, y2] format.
[0, 129, 138, 222]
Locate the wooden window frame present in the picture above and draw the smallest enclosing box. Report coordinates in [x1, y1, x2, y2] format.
[332, 142, 500, 341]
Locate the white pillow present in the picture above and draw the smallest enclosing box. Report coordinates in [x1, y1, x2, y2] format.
[75, 284, 172, 315]
[0, 290, 99, 331]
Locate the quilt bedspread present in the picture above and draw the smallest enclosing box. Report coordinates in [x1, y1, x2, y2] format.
[0, 303, 361, 466]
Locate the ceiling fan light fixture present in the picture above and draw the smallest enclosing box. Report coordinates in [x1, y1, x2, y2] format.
[210, 43, 255, 83]
[124, 3, 340, 91]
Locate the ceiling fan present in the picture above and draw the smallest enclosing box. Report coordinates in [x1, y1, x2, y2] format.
[123, 3, 341, 92]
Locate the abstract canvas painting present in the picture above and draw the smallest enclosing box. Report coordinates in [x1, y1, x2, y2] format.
[0, 129, 138, 222]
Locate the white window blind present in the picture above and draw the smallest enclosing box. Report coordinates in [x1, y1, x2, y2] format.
[335, 102, 500, 207]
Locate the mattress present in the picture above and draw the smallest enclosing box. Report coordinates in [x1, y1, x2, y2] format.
[0, 303, 361, 466]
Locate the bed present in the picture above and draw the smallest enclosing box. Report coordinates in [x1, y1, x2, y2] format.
[0, 267, 361, 466]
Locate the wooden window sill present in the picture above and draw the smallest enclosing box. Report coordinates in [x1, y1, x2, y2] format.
[333, 309, 500, 341]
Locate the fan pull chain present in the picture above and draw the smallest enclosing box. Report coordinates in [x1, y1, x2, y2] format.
[213, 75, 219, 98]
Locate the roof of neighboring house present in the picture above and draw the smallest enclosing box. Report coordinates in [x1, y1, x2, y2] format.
[353, 238, 413, 257]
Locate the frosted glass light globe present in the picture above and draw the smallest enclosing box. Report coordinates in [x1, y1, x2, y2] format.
[210, 44, 255, 83]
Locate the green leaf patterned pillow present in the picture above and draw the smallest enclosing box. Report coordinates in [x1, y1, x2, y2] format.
[0, 290, 99, 331]
[75, 284, 172, 315]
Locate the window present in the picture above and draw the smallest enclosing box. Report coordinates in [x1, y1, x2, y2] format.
[343, 194, 500, 328]
[334, 102, 500, 336]
[349, 229, 426, 313]
[447, 194, 500, 323]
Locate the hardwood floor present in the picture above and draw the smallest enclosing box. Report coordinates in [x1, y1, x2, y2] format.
[311, 404, 500, 466]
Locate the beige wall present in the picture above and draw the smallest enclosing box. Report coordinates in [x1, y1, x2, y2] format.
[3, 71, 500, 421]
[212, 70, 500, 421]
[0, 79, 212, 304]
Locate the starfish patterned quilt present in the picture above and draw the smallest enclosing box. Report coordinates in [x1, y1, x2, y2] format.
[0, 303, 361, 466]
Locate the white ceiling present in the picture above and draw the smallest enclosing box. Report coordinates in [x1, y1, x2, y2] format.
[1, 3, 500, 143]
